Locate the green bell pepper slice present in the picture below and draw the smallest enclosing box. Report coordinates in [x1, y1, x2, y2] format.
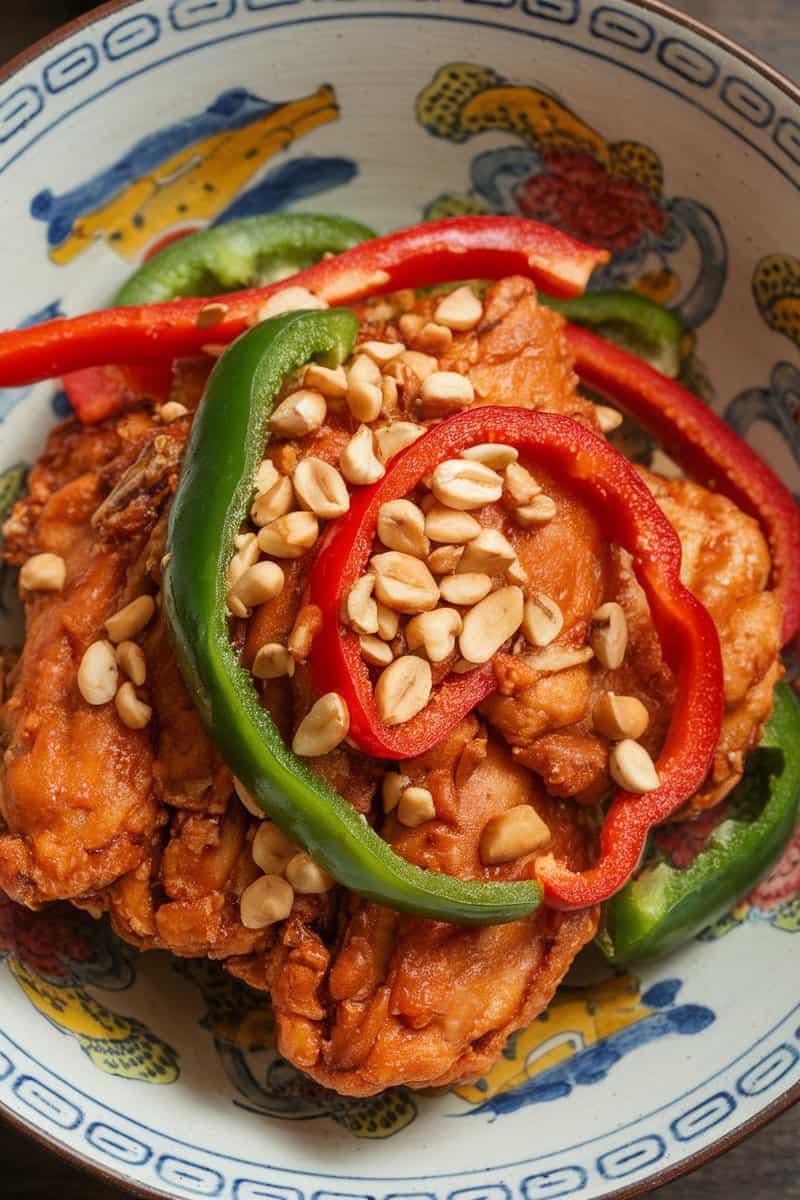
[541, 290, 683, 378]
[163, 308, 543, 925]
[116, 213, 376, 305]
[599, 681, 800, 963]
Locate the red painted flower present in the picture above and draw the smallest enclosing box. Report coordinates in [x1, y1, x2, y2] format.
[516, 148, 668, 253]
[749, 826, 800, 909]
[653, 803, 732, 870]
[0, 895, 96, 980]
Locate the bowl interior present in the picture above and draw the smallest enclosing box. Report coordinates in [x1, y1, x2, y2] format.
[0, 3, 799, 1199]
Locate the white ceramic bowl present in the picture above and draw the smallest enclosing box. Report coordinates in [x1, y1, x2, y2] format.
[1, 2, 799, 1197]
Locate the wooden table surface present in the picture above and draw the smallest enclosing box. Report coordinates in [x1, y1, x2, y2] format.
[0, 1, 798, 1197]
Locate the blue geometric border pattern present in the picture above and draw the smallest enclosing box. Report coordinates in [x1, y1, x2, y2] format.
[0, 1, 798, 188]
[0, 1, 799, 1196]
[1, 1007, 799, 1196]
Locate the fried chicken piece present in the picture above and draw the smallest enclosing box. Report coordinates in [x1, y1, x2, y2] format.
[487, 469, 783, 810]
[243, 719, 597, 1097]
[0, 276, 783, 1102]
[0, 412, 172, 906]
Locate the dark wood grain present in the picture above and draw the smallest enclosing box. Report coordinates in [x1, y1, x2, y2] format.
[0, 2, 797, 1197]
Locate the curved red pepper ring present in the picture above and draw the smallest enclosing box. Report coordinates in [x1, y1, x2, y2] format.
[308, 407, 724, 909]
[565, 324, 800, 646]
[0, 217, 607, 389]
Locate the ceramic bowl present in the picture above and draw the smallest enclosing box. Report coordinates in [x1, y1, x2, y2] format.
[1, 2, 799, 1197]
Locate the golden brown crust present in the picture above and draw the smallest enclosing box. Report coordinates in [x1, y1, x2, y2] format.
[0, 280, 784, 1096]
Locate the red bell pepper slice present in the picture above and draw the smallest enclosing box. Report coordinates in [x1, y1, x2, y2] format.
[308, 406, 724, 909]
[0, 217, 607, 387]
[566, 324, 800, 646]
[62, 362, 173, 423]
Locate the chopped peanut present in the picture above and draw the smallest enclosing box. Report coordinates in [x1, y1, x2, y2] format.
[19, 552, 66, 593]
[480, 805, 551, 865]
[375, 656, 432, 726]
[292, 693, 350, 756]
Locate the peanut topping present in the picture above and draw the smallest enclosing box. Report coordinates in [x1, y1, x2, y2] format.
[462, 443, 518, 470]
[116, 641, 147, 686]
[77, 641, 118, 706]
[377, 500, 429, 559]
[522, 594, 564, 648]
[340, 425, 385, 485]
[293, 457, 350, 519]
[346, 354, 383, 422]
[258, 511, 319, 559]
[375, 656, 432, 725]
[431, 459, 504, 510]
[515, 494, 556, 528]
[414, 322, 453, 355]
[419, 371, 475, 418]
[227, 534, 260, 594]
[457, 528, 516, 575]
[424, 503, 481, 544]
[115, 682, 152, 730]
[504, 462, 541, 506]
[252, 821, 299, 874]
[106, 595, 155, 644]
[393, 350, 438, 382]
[459, 586, 524, 664]
[376, 602, 399, 642]
[159, 401, 189, 423]
[196, 301, 229, 329]
[251, 476, 294, 526]
[427, 544, 464, 575]
[269, 389, 326, 437]
[506, 558, 529, 586]
[439, 572, 492, 606]
[359, 634, 393, 666]
[375, 421, 426, 462]
[382, 772, 411, 813]
[397, 787, 436, 827]
[596, 405, 623, 433]
[240, 875, 295, 929]
[258, 286, 327, 319]
[345, 574, 379, 636]
[406, 607, 463, 662]
[398, 314, 424, 342]
[359, 340, 406, 366]
[523, 645, 594, 674]
[254, 459, 279, 495]
[288, 603, 322, 662]
[303, 362, 348, 399]
[19, 552, 66, 593]
[292, 692, 350, 756]
[480, 805, 551, 865]
[593, 693, 650, 741]
[590, 602, 628, 669]
[229, 561, 285, 612]
[252, 642, 296, 680]
[370, 552, 439, 614]
[434, 285, 483, 331]
[285, 852, 335, 894]
[609, 739, 660, 793]
[234, 777, 265, 819]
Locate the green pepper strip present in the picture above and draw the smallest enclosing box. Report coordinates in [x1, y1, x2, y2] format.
[163, 309, 543, 925]
[541, 290, 683, 378]
[599, 681, 800, 963]
[116, 213, 376, 305]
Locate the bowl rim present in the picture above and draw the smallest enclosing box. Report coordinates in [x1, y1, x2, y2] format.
[0, 1, 798, 1198]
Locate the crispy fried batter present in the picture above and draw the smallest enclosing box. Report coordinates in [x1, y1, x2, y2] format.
[234, 721, 597, 1096]
[0, 278, 784, 1097]
[480, 469, 782, 813]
